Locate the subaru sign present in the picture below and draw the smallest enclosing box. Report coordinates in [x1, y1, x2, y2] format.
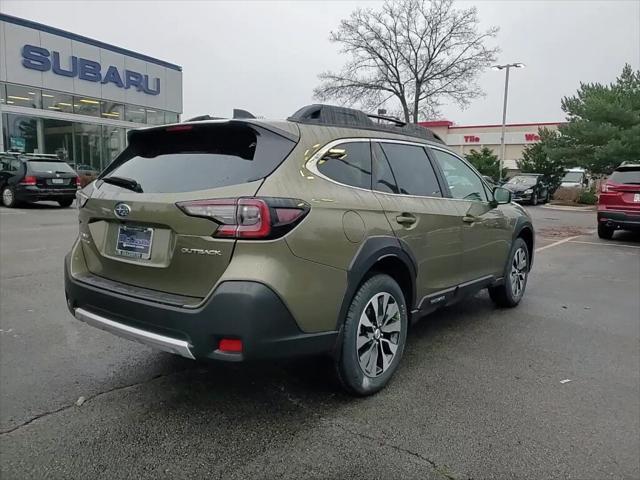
[21, 44, 161, 95]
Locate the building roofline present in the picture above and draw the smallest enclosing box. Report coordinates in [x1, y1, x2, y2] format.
[0, 13, 182, 71]
[418, 120, 565, 130]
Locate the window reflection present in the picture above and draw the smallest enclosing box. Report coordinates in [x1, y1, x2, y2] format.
[146, 109, 165, 125]
[125, 105, 146, 123]
[42, 90, 74, 113]
[6, 84, 40, 109]
[74, 97, 101, 117]
[101, 102, 124, 120]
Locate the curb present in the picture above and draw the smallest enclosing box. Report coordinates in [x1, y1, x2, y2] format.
[541, 204, 596, 212]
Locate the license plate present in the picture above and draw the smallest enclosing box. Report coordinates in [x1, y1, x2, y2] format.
[634, 194, 640, 203]
[51, 178, 64, 184]
[115, 226, 153, 260]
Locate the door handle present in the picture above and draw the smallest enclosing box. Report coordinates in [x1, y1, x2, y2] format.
[462, 215, 477, 224]
[396, 214, 417, 225]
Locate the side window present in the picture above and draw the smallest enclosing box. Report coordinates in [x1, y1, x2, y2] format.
[371, 143, 399, 194]
[10, 160, 22, 172]
[378, 142, 441, 197]
[431, 149, 488, 202]
[317, 141, 371, 189]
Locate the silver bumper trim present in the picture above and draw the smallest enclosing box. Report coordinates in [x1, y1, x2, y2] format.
[74, 307, 195, 360]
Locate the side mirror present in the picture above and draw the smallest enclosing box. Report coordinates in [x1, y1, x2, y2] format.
[493, 187, 511, 205]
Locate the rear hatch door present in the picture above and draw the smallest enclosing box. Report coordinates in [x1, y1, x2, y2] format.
[605, 167, 640, 212]
[80, 121, 297, 299]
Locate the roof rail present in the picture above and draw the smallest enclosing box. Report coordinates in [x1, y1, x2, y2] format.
[287, 104, 444, 143]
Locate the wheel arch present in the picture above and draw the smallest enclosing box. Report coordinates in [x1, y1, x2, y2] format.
[336, 236, 417, 330]
[514, 220, 535, 267]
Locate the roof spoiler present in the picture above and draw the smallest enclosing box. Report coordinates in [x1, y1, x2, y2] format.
[185, 108, 257, 123]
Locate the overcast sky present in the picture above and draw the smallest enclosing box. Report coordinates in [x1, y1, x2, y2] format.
[2, 0, 639, 125]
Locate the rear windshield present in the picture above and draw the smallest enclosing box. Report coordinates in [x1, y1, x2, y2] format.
[562, 172, 583, 182]
[610, 168, 640, 184]
[28, 161, 76, 174]
[102, 123, 296, 193]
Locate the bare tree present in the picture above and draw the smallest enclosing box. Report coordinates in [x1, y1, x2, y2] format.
[314, 0, 499, 122]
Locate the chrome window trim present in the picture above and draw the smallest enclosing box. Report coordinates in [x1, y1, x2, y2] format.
[305, 137, 451, 200]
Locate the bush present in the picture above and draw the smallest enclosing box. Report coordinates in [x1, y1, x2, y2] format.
[578, 190, 597, 205]
[553, 187, 581, 203]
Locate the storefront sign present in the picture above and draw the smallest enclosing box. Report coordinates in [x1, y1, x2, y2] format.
[10, 136, 26, 152]
[21, 44, 161, 95]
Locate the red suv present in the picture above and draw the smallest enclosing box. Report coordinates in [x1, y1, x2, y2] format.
[598, 163, 640, 239]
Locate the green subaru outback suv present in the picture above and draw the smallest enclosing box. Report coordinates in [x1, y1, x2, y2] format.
[65, 104, 534, 395]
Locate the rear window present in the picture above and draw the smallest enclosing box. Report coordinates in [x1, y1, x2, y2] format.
[317, 141, 372, 189]
[610, 168, 640, 184]
[28, 161, 76, 174]
[102, 124, 296, 193]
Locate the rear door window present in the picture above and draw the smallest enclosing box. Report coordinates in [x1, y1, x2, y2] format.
[317, 141, 372, 189]
[102, 123, 296, 193]
[377, 142, 442, 197]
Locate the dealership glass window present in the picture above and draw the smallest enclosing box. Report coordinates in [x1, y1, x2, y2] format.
[42, 118, 74, 162]
[101, 102, 124, 120]
[145, 109, 165, 125]
[5, 84, 41, 109]
[164, 112, 179, 124]
[74, 97, 101, 117]
[125, 105, 146, 123]
[3, 114, 38, 153]
[42, 90, 74, 114]
[73, 123, 102, 170]
[102, 126, 125, 167]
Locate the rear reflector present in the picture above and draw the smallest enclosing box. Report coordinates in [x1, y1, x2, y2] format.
[218, 338, 243, 353]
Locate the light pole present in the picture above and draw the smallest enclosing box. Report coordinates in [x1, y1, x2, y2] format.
[493, 62, 525, 181]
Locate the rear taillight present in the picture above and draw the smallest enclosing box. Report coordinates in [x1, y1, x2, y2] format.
[20, 175, 37, 186]
[177, 197, 309, 239]
[602, 182, 619, 193]
[73, 176, 81, 188]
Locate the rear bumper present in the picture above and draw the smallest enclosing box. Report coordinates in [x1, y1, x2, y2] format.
[16, 185, 76, 202]
[64, 255, 338, 362]
[597, 210, 640, 230]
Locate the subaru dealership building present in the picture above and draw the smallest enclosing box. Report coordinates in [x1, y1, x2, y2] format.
[0, 13, 182, 170]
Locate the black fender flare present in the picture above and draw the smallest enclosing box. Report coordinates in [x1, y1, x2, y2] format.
[335, 235, 417, 330]
[513, 217, 535, 267]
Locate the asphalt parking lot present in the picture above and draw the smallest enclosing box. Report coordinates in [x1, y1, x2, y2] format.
[0, 203, 638, 480]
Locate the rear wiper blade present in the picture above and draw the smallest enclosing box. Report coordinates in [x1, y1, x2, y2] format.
[102, 176, 143, 193]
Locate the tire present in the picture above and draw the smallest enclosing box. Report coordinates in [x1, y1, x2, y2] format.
[489, 237, 530, 308]
[597, 223, 614, 240]
[530, 193, 538, 206]
[58, 198, 74, 208]
[1, 186, 17, 208]
[335, 274, 408, 396]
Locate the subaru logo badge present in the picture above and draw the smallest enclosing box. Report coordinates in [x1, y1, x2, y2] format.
[114, 203, 131, 218]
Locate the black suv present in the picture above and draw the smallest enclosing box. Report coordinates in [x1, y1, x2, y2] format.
[0, 153, 79, 208]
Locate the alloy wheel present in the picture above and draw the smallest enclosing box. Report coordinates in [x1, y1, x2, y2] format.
[510, 247, 528, 299]
[356, 292, 401, 377]
[2, 188, 14, 207]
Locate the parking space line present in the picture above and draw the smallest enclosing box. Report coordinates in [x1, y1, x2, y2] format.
[568, 240, 640, 250]
[535, 234, 585, 253]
